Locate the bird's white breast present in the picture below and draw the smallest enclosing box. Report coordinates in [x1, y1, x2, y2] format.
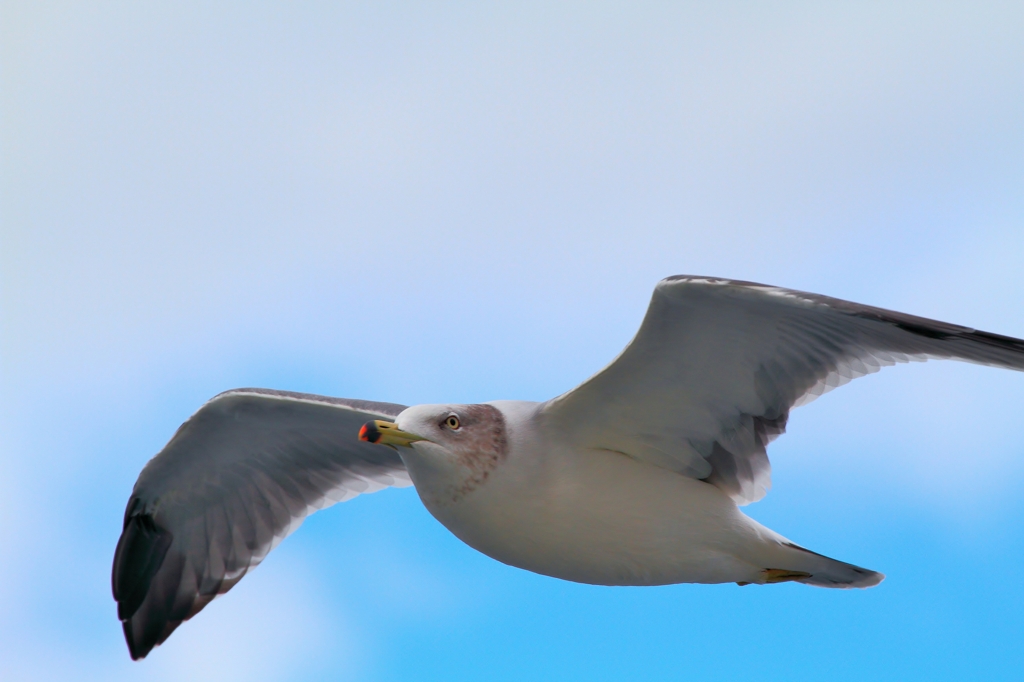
[406, 401, 771, 586]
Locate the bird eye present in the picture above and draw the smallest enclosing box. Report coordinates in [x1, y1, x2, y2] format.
[445, 415, 461, 430]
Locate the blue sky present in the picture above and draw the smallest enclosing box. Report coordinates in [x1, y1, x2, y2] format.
[3, 2, 1024, 680]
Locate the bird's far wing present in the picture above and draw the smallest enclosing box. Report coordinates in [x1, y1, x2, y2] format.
[112, 388, 409, 660]
[540, 276, 1024, 505]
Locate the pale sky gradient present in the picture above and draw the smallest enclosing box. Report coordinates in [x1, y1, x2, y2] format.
[3, 2, 1024, 680]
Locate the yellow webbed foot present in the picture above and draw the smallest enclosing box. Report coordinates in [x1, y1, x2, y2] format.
[761, 568, 812, 584]
[737, 569, 812, 586]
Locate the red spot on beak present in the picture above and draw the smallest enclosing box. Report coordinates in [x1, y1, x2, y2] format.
[359, 421, 382, 443]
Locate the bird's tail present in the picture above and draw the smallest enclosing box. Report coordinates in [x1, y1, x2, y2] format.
[749, 540, 883, 589]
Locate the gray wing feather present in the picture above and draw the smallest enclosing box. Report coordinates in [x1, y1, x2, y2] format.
[112, 388, 409, 660]
[542, 276, 1024, 505]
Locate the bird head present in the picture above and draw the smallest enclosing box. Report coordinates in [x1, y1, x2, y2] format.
[359, 403, 508, 505]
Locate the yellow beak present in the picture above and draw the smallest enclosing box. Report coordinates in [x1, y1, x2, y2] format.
[358, 420, 427, 447]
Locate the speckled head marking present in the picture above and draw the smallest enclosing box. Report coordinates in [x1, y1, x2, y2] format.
[388, 402, 510, 505]
[445, 404, 508, 495]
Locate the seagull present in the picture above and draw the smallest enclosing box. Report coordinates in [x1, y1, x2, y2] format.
[112, 275, 1024, 660]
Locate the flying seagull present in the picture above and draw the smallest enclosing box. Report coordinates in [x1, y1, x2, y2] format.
[112, 275, 1024, 660]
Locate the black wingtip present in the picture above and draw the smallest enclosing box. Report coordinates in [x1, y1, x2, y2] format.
[112, 499, 173, 659]
[123, 620, 147, 661]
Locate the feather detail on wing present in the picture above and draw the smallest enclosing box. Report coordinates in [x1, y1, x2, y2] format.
[111, 389, 409, 660]
[541, 276, 1024, 505]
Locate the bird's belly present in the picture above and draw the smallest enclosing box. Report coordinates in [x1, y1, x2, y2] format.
[419, 447, 764, 586]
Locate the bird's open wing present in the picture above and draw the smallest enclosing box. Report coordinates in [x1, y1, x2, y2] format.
[112, 388, 409, 660]
[541, 276, 1024, 505]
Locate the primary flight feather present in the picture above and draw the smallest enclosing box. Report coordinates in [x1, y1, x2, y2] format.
[112, 276, 1024, 659]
